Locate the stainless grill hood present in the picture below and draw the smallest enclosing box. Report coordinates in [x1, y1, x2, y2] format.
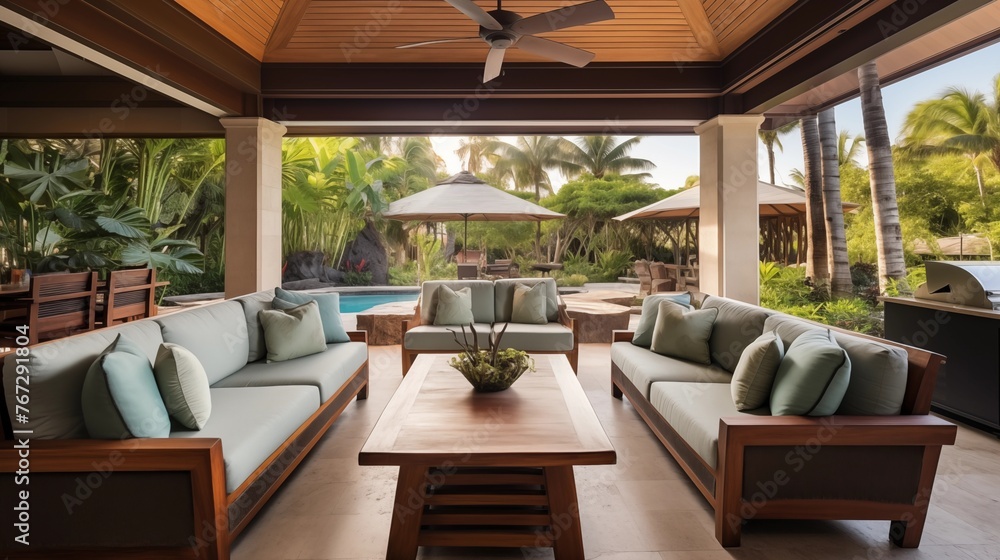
[914, 261, 1000, 309]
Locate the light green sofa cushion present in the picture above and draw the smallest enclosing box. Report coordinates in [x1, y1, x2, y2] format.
[156, 300, 249, 385]
[770, 329, 851, 416]
[764, 314, 908, 415]
[274, 288, 350, 344]
[701, 296, 773, 372]
[631, 293, 692, 348]
[611, 342, 732, 398]
[433, 285, 476, 326]
[81, 335, 170, 439]
[495, 278, 559, 322]
[731, 331, 784, 411]
[212, 341, 367, 402]
[650, 381, 769, 468]
[650, 303, 718, 365]
[511, 282, 549, 324]
[235, 290, 274, 362]
[2, 320, 163, 439]
[154, 343, 212, 430]
[170, 386, 320, 493]
[259, 301, 328, 363]
[420, 280, 495, 325]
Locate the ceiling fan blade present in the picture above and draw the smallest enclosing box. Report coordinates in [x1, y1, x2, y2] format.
[515, 36, 595, 67]
[446, 0, 503, 30]
[511, 0, 615, 35]
[397, 37, 481, 49]
[483, 47, 506, 82]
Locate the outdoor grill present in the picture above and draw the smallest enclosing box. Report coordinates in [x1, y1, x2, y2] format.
[913, 261, 1000, 310]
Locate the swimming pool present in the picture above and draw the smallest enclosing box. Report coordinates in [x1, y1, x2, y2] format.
[339, 292, 418, 313]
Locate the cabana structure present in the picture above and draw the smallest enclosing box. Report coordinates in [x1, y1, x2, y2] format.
[3, 0, 999, 306]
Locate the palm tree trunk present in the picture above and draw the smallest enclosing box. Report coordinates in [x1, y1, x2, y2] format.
[767, 139, 777, 185]
[800, 115, 830, 289]
[818, 109, 853, 297]
[859, 61, 906, 293]
[973, 163, 986, 207]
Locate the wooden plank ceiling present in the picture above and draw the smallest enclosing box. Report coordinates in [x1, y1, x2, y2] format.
[174, 0, 797, 64]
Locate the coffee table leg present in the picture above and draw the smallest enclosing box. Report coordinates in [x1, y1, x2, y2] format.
[544, 466, 585, 560]
[386, 465, 426, 559]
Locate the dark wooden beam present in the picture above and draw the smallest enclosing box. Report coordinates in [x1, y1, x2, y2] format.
[0, 106, 225, 138]
[261, 62, 724, 98]
[265, 0, 311, 55]
[0, 0, 260, 116]
[0, 76, 180, 107]
[731, 0, 993, 113]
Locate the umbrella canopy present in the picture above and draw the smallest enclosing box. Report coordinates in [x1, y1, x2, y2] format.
[382, 171, 565, 261]
[614, 181, 860, 221]
[383, 171, 565, 222]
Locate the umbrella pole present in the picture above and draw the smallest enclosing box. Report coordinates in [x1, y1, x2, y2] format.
[464, 216, 468, 263]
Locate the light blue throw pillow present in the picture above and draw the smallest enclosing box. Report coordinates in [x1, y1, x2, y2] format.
[631, 292, 692, 348]
[82, 334, 170, 439]
[274, 288, 350, 343]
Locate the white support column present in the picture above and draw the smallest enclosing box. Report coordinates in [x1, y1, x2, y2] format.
[221, 117, 287, 298]
[695, 115, 764, 304]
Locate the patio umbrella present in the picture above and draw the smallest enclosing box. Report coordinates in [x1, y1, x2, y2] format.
[613, 181, 860, 221]
[382, 171, 565, 261]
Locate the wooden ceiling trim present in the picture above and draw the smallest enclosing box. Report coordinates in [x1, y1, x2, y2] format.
[676, 0, 722, 57]
[173, 0, 284, 60]
[266, 0, 312, 54]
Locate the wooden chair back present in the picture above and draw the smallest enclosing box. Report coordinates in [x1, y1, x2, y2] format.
[103, 268, 157, 326]
[457, 263, 479, 280]
[27, 271, 99, 344]
[634, 260, 652, 296]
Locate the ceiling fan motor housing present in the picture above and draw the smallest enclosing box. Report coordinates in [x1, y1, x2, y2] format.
[480, 9, 522, 48]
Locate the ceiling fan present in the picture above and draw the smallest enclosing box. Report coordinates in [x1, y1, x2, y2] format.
[397, 0, 615, 82]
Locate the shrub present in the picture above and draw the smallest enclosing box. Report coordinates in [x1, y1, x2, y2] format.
[342, 258, 372, 286]
[389, 262, 418, 286]
[595, 249, 633, 282]
[760, 262, 884, 336]
[554, 273, 588, 287]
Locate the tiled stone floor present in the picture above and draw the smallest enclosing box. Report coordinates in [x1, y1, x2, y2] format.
[232, 343, 1000, 560]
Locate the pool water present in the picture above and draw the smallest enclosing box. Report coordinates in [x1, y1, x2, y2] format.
[339, 293, 418, 313]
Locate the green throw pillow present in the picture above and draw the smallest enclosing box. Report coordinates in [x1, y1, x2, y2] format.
[82, 334, 170, 439]
[154, 343, 212, 430]
[632, 293, 692, 347]
[274, 288, 350, 343]
[433, 285, 475, 326]
[259, 301, 328, 363]
[770, 329, 852, 416]
[649, 301, 718, 365]
[511, 282, 549, 325]
[731, 332, 784, 411]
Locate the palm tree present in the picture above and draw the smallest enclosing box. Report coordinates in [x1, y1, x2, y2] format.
[818, 109, 852, 297]
[488, 136, 576, 257]
[859, 61, 906, 293]
[838, 130, 866, 167]
[901, 75, 1000, 206]
[456, 136, 499, 175]
[759, 121, 800, 185]
[800, 115, 829, 288]
[564, 136, 655, 179]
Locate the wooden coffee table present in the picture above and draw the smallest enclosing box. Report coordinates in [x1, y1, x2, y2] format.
[360, 353, 615, 559]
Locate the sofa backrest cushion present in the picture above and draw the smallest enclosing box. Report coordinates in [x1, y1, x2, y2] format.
[763, 314, 909, 415]
[702, 296, 773, 373]
[155, 300, 249, 385]
[420, 280, 496, 324]
[235, 290, 274, 363]
[2, 320, 163, 439]
[494, 278, 559, 322]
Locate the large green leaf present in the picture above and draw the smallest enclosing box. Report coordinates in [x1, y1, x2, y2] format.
[5, 157, 90, 203]
[345, 151, 366, 187]
[96, 207, 148, 239]
[121, 239, 204, 274]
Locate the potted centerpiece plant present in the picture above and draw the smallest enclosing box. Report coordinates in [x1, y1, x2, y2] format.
[449, 323, 534, 392]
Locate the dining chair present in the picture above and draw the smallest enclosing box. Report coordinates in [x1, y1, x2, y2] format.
[649, 262, 677, 292]
[99, 267, 158, 327]
[634, 260, 652, 296]
[0, 271, 99, 346]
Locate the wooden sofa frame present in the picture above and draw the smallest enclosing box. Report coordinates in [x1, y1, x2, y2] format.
[0, 331, 369, 560]
[401, 299, 579, 374]
[610, 325, 957, 548]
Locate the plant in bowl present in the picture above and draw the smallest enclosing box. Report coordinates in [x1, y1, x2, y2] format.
[448, 323, 534, 392]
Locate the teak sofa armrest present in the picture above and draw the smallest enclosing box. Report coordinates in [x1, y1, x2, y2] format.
[347, 330, 368, 343]
[0, 438, 228, 559]
[612, 330, 635, 343]
[719, 415, 957, 447]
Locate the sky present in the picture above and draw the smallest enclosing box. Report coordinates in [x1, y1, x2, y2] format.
[430, 42, 1000, 192]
